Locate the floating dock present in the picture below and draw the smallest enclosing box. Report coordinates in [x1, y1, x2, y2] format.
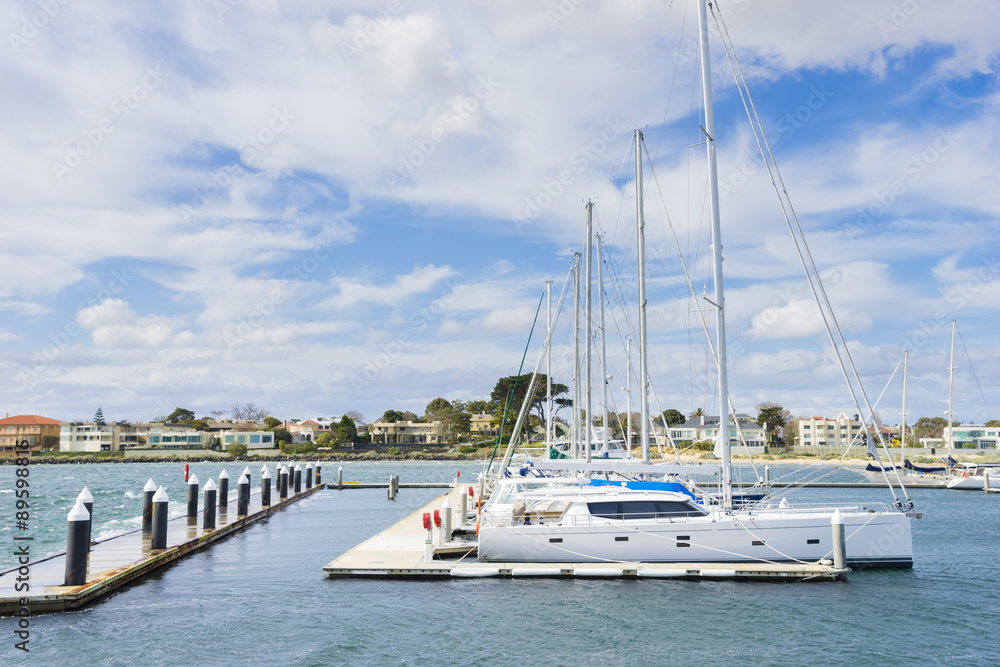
[322, 487, 847, 582]
[0, 483, 323, 615]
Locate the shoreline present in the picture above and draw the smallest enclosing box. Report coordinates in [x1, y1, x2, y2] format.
[6, 452, 992, 466]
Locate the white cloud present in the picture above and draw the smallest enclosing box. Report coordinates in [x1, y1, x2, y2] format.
[326, 264, 455, 309]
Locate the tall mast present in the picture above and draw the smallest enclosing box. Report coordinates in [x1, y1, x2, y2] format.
[626, 336, 632, 455]
[947, 319, 956, 458]
[546, 279, 553, 449]
[635, 129, 650, 465]
[599, 234, 608, 455]
[585, 201, 594, 462]
[900, 350, 908, 468]
[697, 0, 732, 509]
[572, 254, 581, 459]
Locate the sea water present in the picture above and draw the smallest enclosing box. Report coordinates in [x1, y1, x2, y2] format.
[2, 461, 998, 665]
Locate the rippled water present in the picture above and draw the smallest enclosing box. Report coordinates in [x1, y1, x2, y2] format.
[3, 462, 999, 665]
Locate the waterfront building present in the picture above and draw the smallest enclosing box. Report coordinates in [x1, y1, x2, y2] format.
[368, 420, 445, 445]
[470, 413, 499, 439]
[661, 413, 766, 454]
[797, 412, 864, 449]
[922, 424, 1000, 450]
[0, 414, 64, 457]
[218, 429, 276, 450]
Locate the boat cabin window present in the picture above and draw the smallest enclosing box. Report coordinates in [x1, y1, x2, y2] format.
[587, 500, 707, 520]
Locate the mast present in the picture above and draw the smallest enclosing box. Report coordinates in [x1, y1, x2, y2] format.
[585, 201, 594, 462]
[599, 234, 609, 455]
[626, 336, 632, 455]
[697, 0, 732, 509]
[947, 319, 956, 459]
[900, 350, 908, 468]
[546, 279, 553, 449]
[635, 129, 650, 465]
[572, 254, 581, 459]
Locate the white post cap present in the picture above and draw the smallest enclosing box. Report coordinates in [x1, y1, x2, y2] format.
[68, 497, 91, 522]
[144, 479, 157, 493]
[78, 486, 93, 503]
[204, 478, 218, 491]
[153, 486, 169, 502]
[219, 468, 229, 479]
[238, 473, 249, 485]
[832, 508, 844, 525]
[188, 473, 199, 485]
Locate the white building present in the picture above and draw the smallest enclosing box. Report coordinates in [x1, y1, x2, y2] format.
[797, 412, 864, 448]
[660, 414, 766, 453]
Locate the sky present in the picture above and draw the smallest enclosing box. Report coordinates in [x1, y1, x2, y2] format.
[1, 0, 999, 427]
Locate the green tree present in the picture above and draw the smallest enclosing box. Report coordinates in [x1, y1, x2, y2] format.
[690, 407, 705, 419]
[912, 416, 954, 440]
[273, 427, 292, 445]
[985, 419, 1000, 427]
[490, 374, 569, 432]
[382, 409, 405, 423]
[426, 397, 452, 413]
[263, 416, 281, 430]
[332, 415, 357, 444]
[662, 409, 686, 426]
[466, 400, 493, 414]
[228, 442, 248, 457]
[165, 407, 196, 423]
[43, 435, 60, 450]
[94, 407, 106, 425]
[453, 412, 471, 436]
[756, 402, 789, 445]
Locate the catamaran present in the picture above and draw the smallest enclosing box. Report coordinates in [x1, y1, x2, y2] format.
[478, 0, 914, 569]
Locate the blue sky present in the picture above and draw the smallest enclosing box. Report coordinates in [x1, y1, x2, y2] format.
[1, 0, 998, 428]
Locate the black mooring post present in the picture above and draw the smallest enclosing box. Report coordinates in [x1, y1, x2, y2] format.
[262, 469, 272, 507]
[142, 478, 156, 532]
[151, 487, 169, 550]
[204, 478, 217, 530]
[218, 469, 229, 509]
[64, 498, 90, 586]
[294, 464, 302, 494]
[187, 474, 199, 518]
[306, 462, 313, 490]
[78, 487, 93, 551]
[237, 474, 249, 516]
[315, 462, 322, 486]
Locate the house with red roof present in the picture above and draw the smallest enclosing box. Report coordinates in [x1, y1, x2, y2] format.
[0, 414, 64, 457]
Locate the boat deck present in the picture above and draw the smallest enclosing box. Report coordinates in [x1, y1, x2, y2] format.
[322, 487, 848, 582]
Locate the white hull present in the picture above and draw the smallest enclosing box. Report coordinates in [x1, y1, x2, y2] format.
[946, 470, 999, 490]
[856, 470, 951, 486]
[479, 508, 912, 569]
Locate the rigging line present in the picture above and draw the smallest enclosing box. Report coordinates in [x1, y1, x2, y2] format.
[487, 288, 547, 474]
[711, 6, 905, 503]
[652, 0, 690, 163]
[956, 323, 994, 421]
[488, 259, 575, 479]
[641, 139, 759, 477]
